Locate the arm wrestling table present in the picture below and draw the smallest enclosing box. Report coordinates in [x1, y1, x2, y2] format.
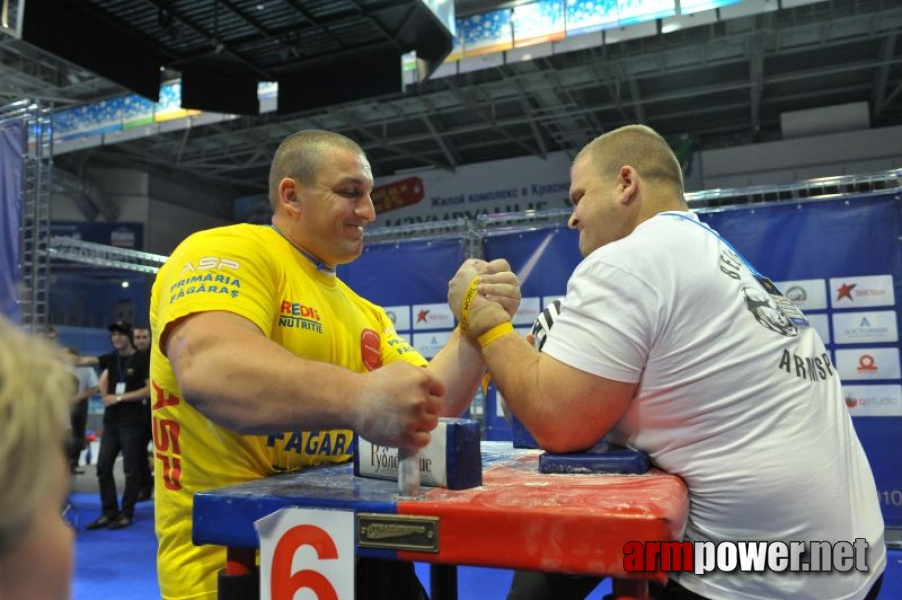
[193, 441, 689, 600]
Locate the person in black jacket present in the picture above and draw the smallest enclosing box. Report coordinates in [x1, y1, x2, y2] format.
[84, 320, 150, 531]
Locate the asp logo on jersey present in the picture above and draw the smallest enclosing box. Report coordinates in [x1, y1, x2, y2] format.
[180, 256, 240, 274]
[169, 256, 242, 304]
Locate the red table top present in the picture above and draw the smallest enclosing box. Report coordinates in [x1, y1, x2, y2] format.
[396, 449, 688, 580]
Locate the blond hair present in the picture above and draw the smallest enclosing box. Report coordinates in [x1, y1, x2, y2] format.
[267, 130, 365, 211]
[577, 124, 685, 196]
[0, 317, 74, 555]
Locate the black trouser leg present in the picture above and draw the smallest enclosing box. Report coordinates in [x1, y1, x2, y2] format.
[506, 571, 603, 600]
[95, 424, 123, 517]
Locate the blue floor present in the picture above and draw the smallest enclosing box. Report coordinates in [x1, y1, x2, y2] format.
[70, 491, 900, 599]
[70, 493, 161, 600]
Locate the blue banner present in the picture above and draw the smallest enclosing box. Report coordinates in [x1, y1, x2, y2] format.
[339, 238, 465, 306]
[0, 121, 24, 322]
[482, 226, 582, 439]
[338, 237, 465, 361]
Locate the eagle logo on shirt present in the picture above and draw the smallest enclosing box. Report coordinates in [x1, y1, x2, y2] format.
[742, 286, 798, 338]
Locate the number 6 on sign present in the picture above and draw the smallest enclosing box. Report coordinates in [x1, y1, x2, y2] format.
[256, 508, 355, 600]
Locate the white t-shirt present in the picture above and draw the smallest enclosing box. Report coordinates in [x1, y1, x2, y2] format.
[73, 365, 98, 397]
[543, 211, 885, 599]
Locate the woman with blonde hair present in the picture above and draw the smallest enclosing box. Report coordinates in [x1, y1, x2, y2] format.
[0, 316, 77, 600]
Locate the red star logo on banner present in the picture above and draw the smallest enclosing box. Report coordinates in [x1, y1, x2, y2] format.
[836, 283, 856, 301]
[416, 309, 430, 323]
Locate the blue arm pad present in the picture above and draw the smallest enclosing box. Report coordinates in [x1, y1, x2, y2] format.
[538, 441, 650, 475]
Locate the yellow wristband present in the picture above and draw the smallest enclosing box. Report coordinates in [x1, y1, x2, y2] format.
[459, 276, 479, 334]
[478, 321, 514, 348]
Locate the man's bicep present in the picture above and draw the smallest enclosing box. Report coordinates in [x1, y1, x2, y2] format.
[537, 354, 636, 452]
[163, 310, 265, 367]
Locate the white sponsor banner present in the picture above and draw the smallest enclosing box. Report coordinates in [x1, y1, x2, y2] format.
[774, 278, 828, 311]
[257, 508, 355, 600]
[832, 311, 899, 344]
[829, 274, 895, 308]
[384, 305, 410, 331]
[513, 296, 541, 326]
[835, 347, 901, 381]
[373, 150, 573, 227]
[356, 422, 448, 486]
[411, 302, 456, 330]
[843, 384, 902, 417]
[413, 329, 453, 358]
[807, 313, 831, 345]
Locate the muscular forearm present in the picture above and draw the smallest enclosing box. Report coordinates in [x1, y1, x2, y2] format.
[163, 311, 448, 449]
[480, 332, 554, 440]
[471, 302, 636, 453]
[427, 328, 485, 417]
[167, 315, 361, 435]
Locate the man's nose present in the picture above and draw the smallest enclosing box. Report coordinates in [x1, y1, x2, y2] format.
[567, 212, 578, 229]
[358, 194, 376, 222]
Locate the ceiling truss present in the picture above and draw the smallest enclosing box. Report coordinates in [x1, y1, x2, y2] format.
[0, 0, 897, 205]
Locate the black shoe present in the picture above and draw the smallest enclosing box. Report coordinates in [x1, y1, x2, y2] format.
[70, 466, 85, 475]
[85, 515, 116, 530]
[108, 514, 133, 530]
[136, 486, 153, 502]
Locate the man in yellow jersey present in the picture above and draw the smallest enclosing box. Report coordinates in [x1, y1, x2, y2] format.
[149, 130, 520, 600]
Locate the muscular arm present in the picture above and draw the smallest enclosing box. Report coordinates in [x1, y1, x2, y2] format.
[163, 310, 444, 448]
[469, 300, 636, 453]
[427, 328, 485, 418]
[431, 257, 521, 418]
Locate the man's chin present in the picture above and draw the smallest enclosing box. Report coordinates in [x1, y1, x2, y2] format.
[335, 245, 364, 265]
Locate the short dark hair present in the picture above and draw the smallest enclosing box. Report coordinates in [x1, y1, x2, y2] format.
[108, 320, 134, 346]
[267, 130, 365, 211]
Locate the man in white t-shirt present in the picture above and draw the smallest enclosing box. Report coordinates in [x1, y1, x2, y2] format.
[64, 347, 99, 475]
[451, 124, 885, 600]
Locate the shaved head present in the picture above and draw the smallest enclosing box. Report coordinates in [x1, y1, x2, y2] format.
[268, 130, 366, 211]
[576, 125, 685, 197]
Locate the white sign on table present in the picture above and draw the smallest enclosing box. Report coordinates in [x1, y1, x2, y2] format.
[256, 507, 355, 600]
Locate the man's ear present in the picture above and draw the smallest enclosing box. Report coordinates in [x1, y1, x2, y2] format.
[618, 166, 639, 204]
[279, 177, 300, 212]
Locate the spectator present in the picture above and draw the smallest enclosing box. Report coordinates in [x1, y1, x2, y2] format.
[63, 346, 100, 475]
[85, 320, 150, 531]
[0, 316, 77, 600]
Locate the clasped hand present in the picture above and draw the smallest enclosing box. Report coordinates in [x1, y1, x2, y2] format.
[354, 361, 444, 450]
[353, 259, 518, 450]
[448, 258, 520, 339]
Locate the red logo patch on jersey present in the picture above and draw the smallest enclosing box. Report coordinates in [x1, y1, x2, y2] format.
[361, 329, 382, 371]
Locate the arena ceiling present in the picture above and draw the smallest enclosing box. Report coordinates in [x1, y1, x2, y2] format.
[1, 0, 901, 204]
